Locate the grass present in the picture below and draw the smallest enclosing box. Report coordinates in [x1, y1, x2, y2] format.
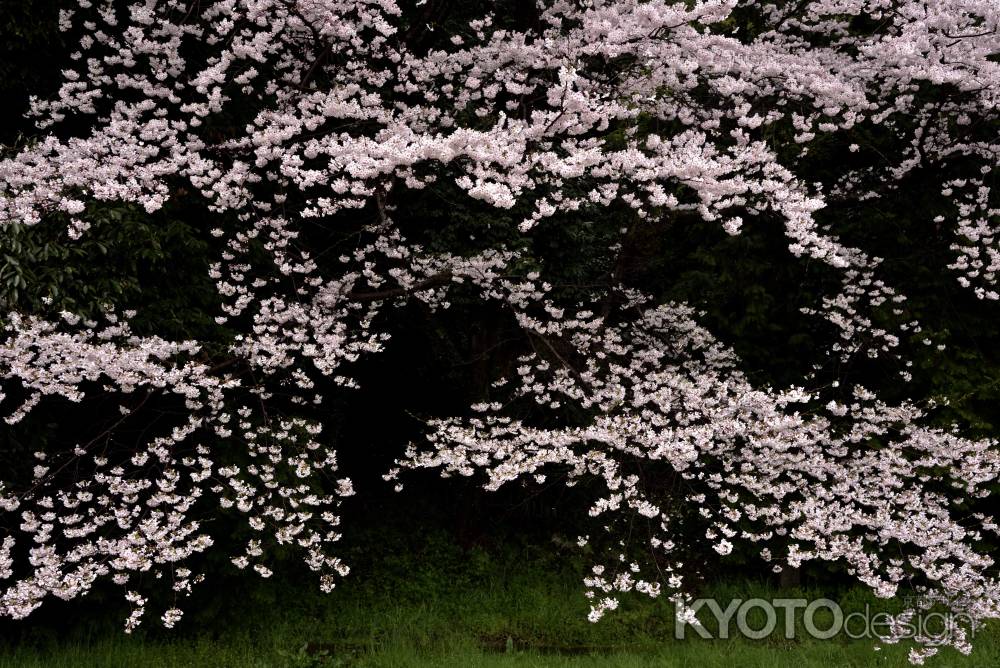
[0, 534, 997, 667]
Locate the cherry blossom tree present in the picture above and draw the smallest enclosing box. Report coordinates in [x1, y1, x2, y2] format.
[1, 0, 999, 661]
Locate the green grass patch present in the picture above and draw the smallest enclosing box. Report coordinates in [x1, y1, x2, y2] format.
[1, 535, 997, 667]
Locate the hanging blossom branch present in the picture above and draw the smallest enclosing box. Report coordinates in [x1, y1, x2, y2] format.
[0, 1, 997, 661]
[393, 286, 1000, 663]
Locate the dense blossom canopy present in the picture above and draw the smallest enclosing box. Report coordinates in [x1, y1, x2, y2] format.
[1, 0, 999, 662]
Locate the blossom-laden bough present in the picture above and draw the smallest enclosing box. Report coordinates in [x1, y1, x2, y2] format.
[0, 1, 999, 662]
